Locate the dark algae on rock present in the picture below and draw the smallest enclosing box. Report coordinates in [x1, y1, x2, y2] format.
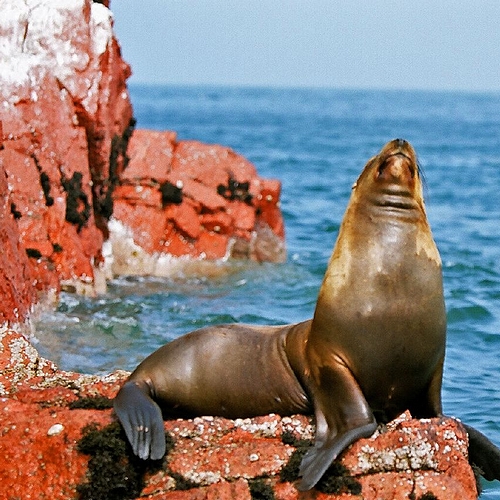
[76, 421, 165, 500]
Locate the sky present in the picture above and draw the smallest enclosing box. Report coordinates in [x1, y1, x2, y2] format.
[111, 0, 500, 92]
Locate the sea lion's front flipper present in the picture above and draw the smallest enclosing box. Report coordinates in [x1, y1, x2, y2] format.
[463, 423, 500, 481]
[114, 380, 166, 460]
[298, 365, 377, 491]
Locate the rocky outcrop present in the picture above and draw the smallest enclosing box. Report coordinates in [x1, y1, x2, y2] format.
[0, 0, 285, 311]
[0, 331, 478, 500]
[0, 0, 133, 302]
[109, 131, 285, 277]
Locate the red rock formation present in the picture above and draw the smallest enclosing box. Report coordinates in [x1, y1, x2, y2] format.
[111, 133, 286, 275]
[0, 0, 133, 301]
[0, 142, 38, 323]
[0, 0, 285, 307]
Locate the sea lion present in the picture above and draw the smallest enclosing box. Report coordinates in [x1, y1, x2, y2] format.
[114, 139, 500, 490]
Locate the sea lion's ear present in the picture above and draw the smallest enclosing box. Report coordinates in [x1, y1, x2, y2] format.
[352, 156, 377, 189]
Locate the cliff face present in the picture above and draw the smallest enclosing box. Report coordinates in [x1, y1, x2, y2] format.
[0, 0, 133, 304]
[0, 1, 479, 499]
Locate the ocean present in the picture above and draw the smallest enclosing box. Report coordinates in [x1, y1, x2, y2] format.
[35, 85, 500, 497]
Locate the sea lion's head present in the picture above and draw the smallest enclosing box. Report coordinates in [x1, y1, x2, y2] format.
[352, 138, 425, 220]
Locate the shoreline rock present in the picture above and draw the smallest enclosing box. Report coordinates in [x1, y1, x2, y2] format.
[0, 334, 478, 500]
[109, 131, 286, 278]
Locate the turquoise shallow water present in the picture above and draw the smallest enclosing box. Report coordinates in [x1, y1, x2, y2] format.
[35, 86, 500, 497]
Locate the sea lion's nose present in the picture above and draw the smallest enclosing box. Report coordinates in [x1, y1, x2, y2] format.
[396, 138, 407, 148]
[379, 155, 407, 182]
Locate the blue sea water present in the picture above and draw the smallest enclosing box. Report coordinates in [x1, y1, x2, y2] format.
[35, 86, 500, 497]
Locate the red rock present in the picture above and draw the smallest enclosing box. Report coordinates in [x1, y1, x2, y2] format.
[413, 469, 476, 499]
[172, 141, 232, 188]
[165, 201, 202, 240]
[255, 178, 286, 238]
[56, 223, 104, 285]
[169, 142, 263, 214]
[114, 184, 163, 208]
[110, 127, 286, 270]
[2, 148, 44, 209]
[0, 166, 37, 323]
[356, 472, 414, 499]
[123, 129, 177, 183]
[0, 395, 114, 500]
[0, 0, 133, 297]
[112, 202, 168, 254]
[199, 212, 234, 234]
[195, 231, 229, 259]
[0, 329, 480, 500]
[162, 223, 197, 257]
[176, 175, 228, 211]
[21, 238, 55, 259]
[0, 329, 49, 393]
[227, 200, 256, 232]
[142, 479, 251, 500]
[274, 482, 355, 500]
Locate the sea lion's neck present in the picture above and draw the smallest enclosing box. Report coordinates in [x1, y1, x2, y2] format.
[312, 173, 445, 343]
[321, 194, 440, 298]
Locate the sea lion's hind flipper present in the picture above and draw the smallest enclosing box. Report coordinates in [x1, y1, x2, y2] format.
[298, 422, 377, 491]
[463, 423, 500, 481]
[114, 380, 166, 461]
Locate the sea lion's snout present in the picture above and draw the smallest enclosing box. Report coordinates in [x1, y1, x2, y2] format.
[377, 153, 415, 183]
[375, 139, 418, 186]
[379, 138, 416, 162]
[357, 139, 423, 214]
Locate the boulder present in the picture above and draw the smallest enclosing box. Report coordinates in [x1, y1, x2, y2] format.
[111, 134, 286, 277]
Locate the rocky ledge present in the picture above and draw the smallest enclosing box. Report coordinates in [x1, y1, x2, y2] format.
[0, 328, 478, 499]
[0, 1, 479, 499]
